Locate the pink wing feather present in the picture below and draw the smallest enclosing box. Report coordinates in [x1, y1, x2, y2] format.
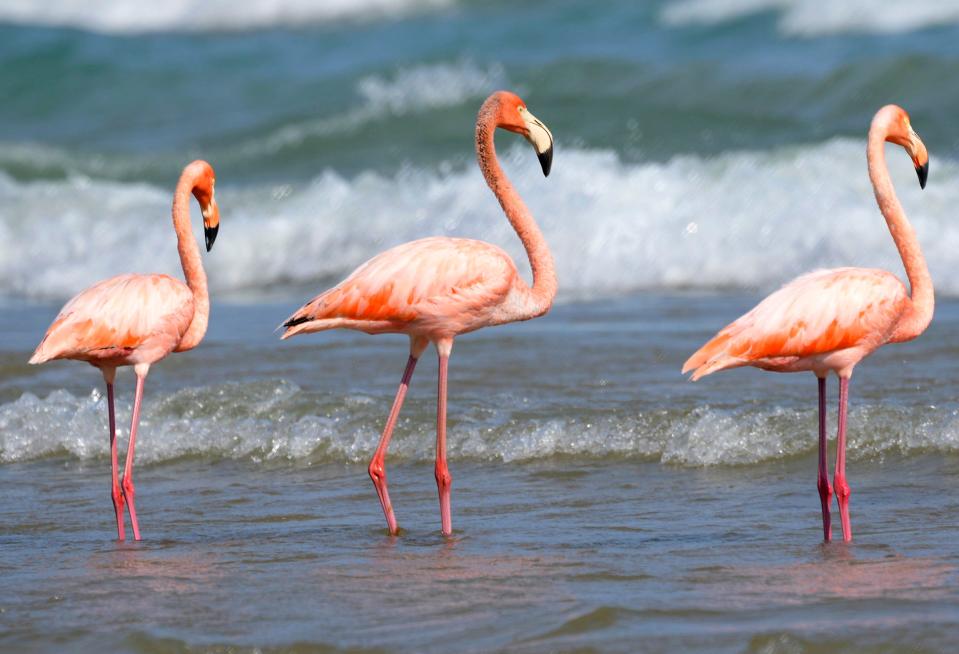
[30, 273, 194, 365]
[683, 268, 909, 380]
[281, 237, 518, 337]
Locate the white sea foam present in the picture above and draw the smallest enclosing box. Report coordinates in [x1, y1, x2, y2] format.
[0, 0, 453, 33]
[2, 381, 957, 465]
[1, 138, 957, 301]
[661, 0, 959, 37]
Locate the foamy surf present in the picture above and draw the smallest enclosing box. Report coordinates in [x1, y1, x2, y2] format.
[3, 380, 957, 466]
[1, 139, 956, 300]
[0, 0, 454, 33]
[661, 0, 959, 36]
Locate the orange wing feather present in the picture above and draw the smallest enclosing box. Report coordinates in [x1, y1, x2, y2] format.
[683, 268, 909, 380]
[282, 237, 517, 337]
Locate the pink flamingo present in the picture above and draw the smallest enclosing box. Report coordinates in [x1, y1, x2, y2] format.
[30, 160, 220, 541]
[281, 91, 555, 536]
[683, 105, 932, 542]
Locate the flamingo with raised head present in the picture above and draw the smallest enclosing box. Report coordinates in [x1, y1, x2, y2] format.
[281, 91, 555, 536]
[30, 160, 220, 541]
[683, 105, 932, 542]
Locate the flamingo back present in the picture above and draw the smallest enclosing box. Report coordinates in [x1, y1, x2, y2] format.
[282, 237, 518, 338]
[683, 268, 909, 380]
[30, 273, 194, 365]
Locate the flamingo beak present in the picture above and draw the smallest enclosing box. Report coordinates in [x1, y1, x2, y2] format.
[521, 109, 554, 177]
[908, 127, 929, 190]
[202, 198, 220, 251]
[205, 223, 219, 251]
[916, 161, 929, 190]
[537, 147, 553, 178]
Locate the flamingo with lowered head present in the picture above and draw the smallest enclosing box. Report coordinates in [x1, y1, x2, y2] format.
[683, 105, 932, 542]
[281, 91, 555, 536]
[30, 160, 220, 541]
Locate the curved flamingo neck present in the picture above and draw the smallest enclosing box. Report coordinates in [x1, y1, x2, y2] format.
[475, 99, 557, 317]
[171, 166, 209, 352]
[867, 118, 933, 342]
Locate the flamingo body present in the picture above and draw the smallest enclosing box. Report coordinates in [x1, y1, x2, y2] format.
[29, 160, 220, 541]
[283, 236, 534, 340]
[684, 267, 909, 380]
[683, 105, 932, 542]
[30, 273, 195, 368]
[282, 91, 556, 536]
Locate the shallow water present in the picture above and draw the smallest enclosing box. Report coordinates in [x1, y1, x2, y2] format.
[3, 455, 959, 654]
[2, 297, 959, 653]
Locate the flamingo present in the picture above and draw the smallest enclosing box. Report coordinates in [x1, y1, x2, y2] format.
[280, 91, 555, 536]
[30, 160, 220, 541]
[683, 105, 932, 542]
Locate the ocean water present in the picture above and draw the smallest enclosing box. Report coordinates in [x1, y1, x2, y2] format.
[2, 1, 959, 652]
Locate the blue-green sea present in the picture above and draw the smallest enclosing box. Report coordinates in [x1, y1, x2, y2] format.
[2, 1, 959, 652]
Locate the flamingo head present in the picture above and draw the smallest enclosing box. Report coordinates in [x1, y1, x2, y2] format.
[494, 91, 554, 176]
[879, 105, 929, 189]
[189, 160, 220, 251]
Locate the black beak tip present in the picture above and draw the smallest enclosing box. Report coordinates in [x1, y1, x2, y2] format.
[916, 161, 929, 190]
[538, 146, 553, 177]
[205, 225, 219, 252]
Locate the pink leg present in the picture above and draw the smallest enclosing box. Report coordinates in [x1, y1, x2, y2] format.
[121, 368, 148, 541]
[834, 376, 852, 542]
[816, 376, 833, 542]
[106, 378, 125, 541]
[368, 354, 419, 535]
[435, 345, 453, 536]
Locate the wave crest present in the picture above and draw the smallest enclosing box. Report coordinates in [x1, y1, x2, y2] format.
[237, 61, 508, 159]
[0, 0, 453, 33]
[661, 0, 959, 37]
[2, 381, 957, 466]
[2, 139, 957, 300]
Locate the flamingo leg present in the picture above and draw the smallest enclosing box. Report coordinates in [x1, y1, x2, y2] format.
[121, 365, 148, 541]
[103, 369, 125, 541]
[834, 376, 852, 542]
[368, 354, 419, 535]
[816, 376, 833, 542]
[435, 342, 453, 536]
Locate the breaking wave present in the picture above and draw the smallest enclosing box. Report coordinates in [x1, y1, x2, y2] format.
[233, 60, 509, 160]
[2, 380, 957, 466]
[1, 138, 957, 300]
[0, 0, 454, 33]
[661, 0, 959, 37]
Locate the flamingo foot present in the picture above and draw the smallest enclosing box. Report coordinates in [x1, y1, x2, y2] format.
[369, 458, 399, 535]
[111, 483, 126, 541]
[834, 476, 852, 542]
[435, 463, 452, 536]
[817, 476, 833, 542]
[121, 476, 141, 541]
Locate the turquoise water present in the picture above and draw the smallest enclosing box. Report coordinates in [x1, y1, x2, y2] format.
[2, 1, 959, 652]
